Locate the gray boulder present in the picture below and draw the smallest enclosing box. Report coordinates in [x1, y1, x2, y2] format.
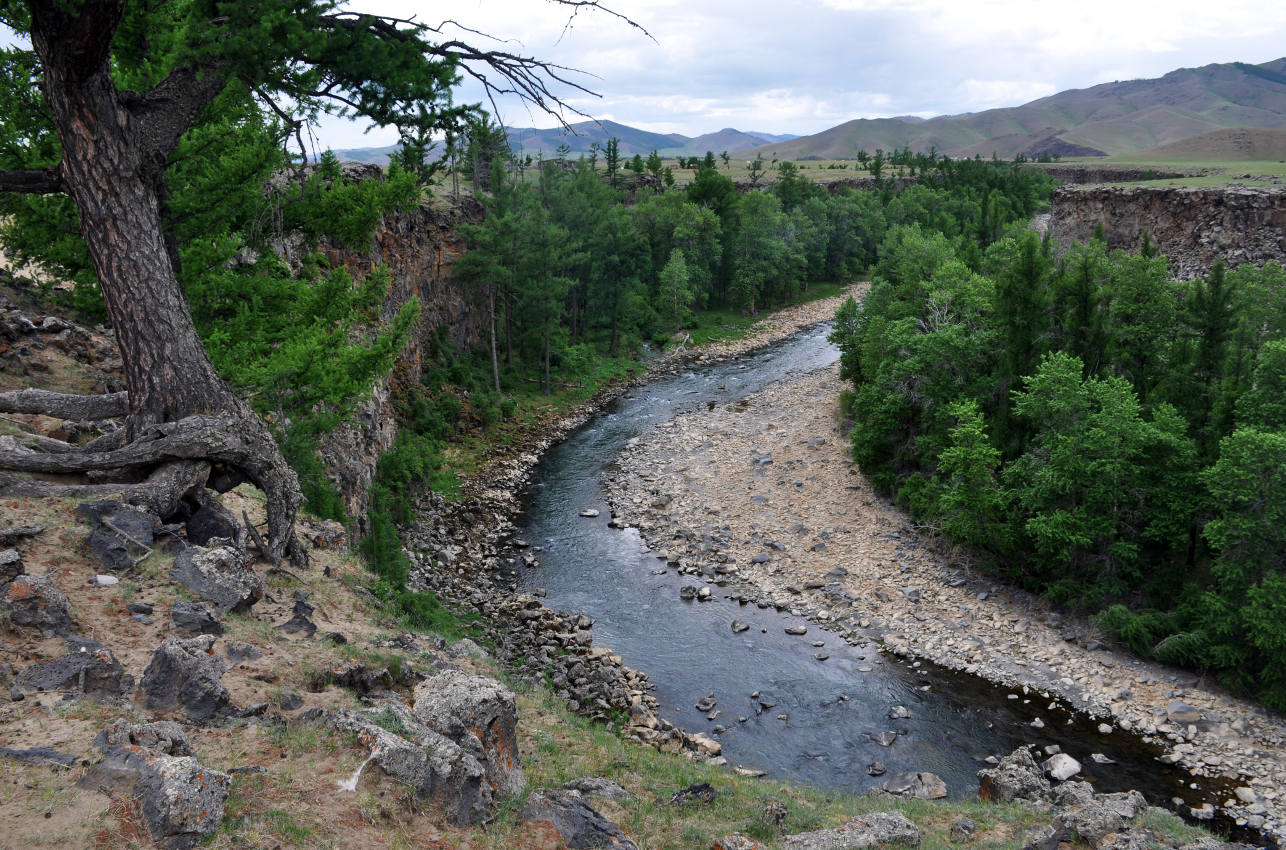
[1050, 780, 1096, 808]
[94, 718, 193, 756]
[88, 719, 228, 850]
[1026, 790, 1149, 850]
[520, 788, 639, 849]
[18, 647, 133, 702]
[137, 635, 232, 723]
[978, 747, 1051, 803]
[880, 771, 948, 799]
[170, 546, 262, 613]
[413, 669, 524, 798]
[562, 776, 631, 801]
[0, 548, 23, 584]
[330, 704, 490, 826]
[781, 811, 921, 849]
[1042, 752, 1081, 781]
[170, 600, 224, 636]
[3, 573, 72, 636]
[79, 500, 156, 572]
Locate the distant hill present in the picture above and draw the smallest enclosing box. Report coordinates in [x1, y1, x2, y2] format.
[1136, 126, 1286, 160]
[747, 57, 1286, 160]
[329, 122, 796, 165]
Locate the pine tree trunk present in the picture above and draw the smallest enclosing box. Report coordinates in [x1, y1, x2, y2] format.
[24, 4, 302, 562]
[488, 286, 500, 393]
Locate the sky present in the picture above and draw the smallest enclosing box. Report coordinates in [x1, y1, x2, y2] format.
[316, 0, 1286, 150]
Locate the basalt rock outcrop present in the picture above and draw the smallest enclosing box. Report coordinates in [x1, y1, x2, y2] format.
[1049, 185, 1286, 279]
[310, 195, 485, 532]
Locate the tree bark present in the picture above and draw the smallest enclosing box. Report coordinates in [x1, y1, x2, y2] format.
[21, 0, 302, 562]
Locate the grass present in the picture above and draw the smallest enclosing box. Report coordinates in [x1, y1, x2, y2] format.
[1050, 155, 1286, 188]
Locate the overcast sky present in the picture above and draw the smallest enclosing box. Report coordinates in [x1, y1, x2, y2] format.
[320, 0, 1286, 149]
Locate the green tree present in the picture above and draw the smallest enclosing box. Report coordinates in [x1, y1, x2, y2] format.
[604, 137, 622, 188]
[657, 248, 694, 331]
[0, 0, 640, 560]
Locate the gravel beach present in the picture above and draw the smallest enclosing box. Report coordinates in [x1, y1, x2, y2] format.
[603, 298, 1286, 842]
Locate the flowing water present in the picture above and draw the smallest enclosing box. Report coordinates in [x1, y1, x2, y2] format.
[513, 324, 1237, 825]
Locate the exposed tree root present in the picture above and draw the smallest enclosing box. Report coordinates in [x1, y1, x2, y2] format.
[0, 410, 306, 565]
[0, 388, 129, 420]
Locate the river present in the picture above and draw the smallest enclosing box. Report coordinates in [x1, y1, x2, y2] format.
[512, 323, 1237, 823]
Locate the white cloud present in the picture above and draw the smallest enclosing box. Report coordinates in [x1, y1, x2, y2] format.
[314, 0, 1286, 148]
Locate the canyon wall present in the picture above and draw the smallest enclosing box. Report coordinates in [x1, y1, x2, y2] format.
[1049, 185, 1286, 279]
[312, 198, 485, 531]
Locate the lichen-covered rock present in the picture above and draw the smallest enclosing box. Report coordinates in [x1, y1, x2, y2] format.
[781, 811, 921, 849]
[137, 635, 232, 723]
[3, 573, 72, 636]
[519, 788, 639, 849]
[0, 548, 23, 584]
[978, 747, 1051, 803]
[880, 772, 948, 800]
[170, 546, 262, 613]
[94, 718, 193, 756]
[714, 835, 769, 850]
[90, 719, 228, 850]
[169, 600, 224, 636]
[18, 647, 133, 702]
[413, 669, 524, 798]
[329, 704, 490, 826]
[1025, 790, 1150, 850]
[563, 776, 631, 801]
[79, 500, 157, 572]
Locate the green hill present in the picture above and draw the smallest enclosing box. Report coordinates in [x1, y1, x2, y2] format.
[748, 57, 1286, 160]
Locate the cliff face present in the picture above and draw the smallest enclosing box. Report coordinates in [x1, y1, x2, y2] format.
[1050, 185, 1286, 279]
[314, 199, 484, 531]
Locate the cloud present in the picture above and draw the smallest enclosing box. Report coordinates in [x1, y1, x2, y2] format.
[315, 0, 1286, 149]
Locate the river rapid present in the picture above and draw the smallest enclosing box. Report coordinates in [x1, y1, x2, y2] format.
[510, 322, 1260, 834]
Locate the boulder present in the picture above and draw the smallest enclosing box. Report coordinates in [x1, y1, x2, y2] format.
[950, 817, 975, 842]
[520, 788, 639, 849]
[94, 718, 194, 756]
[79, 500, 157, 572]
[278, 590, 317, 637]
[881, 772, 948, 800]
[412, 669, 524, 798]
[170, 546, 262, 613]
[137, 635, 232, 723]
[169, 601, 224, 636]
[1166, 700, 1201, 724]
[330, 705, 490, 826]
[88, 719, 228, 850]
[714, 836, 768, 850]
[978, 747, 1051, 803]
[1026, 790, 1149, 850]
[0, 548, 23, 584]
[562, 776, 631, 801]
[781, 811, 921, 849]
[1041, 753, 1081, 781]
[184, 502, 237, 547]
[3, 573, 73, 636]
[18, 647, 133, 702]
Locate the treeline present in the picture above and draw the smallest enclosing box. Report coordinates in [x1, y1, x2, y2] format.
[452, 147, 1055, 396]
[831, 228, 1286, 707]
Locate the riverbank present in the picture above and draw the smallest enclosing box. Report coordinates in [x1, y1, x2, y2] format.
[600, 358, 1286, 842]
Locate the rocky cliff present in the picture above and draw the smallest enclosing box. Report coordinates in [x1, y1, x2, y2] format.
[313, 198, 485, 531]
[1049, 185, 1286, 279]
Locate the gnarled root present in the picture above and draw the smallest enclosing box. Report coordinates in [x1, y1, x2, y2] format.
[0, 410, 306, 566]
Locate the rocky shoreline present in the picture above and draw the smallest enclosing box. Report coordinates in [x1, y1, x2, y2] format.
[401, 289, 868, 765]
[599, 358, 1285, 844]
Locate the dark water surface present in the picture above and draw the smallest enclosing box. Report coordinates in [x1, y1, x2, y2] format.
[514, 325, 1234, 820]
